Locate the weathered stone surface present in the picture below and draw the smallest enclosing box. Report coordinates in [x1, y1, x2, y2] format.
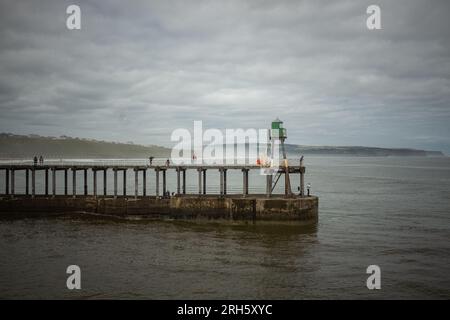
[0, 195, 318, 223]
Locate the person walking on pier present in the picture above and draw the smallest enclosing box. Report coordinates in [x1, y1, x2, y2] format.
[149, 156, 154, 165]
[33, 156, 38, 166]
[165, 159, 170, 167]
[39, 155, 44, 165]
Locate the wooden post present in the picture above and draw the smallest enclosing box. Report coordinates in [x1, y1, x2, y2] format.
[113, 169, 118, 198]
[176, 168, 180, 195]
[198, 168, 202, 195]
[10, 169, 14, 197]
[44, 169, 48, 196]
[223, 169, 227, 195]
[266, 173, 272, 197]
[202, 169, 206, 195]
[103, 169, 107, 196]
[64, 169, 68, 195]
[182, 169, 186, 194]
[72, 168, 76, 198]
[162, 169, 166, 195]
[93, 169, 97, 197]
[155, 168, 160, 197]
[25, 169, 29, 195]
[5, 169, 9, 195]
[143, 169, 146, 196]
[284, 168, 288, 196]
[242, 168, 249, 197]
[219, 168, 224, 196]
[84, 169, 88, 196]
[52, 168, 56, 197]
[134, 168, 138, 199]
[123, 169, 127, 196]
[32, 168, 35, 198]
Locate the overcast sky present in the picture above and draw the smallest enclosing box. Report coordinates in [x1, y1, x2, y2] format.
[0, 0, 449, 152]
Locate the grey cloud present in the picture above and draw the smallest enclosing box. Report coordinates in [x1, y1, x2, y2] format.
[0, 0, 449, 153]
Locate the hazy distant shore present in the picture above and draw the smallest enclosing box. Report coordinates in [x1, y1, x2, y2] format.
[0, 133, 445, 159]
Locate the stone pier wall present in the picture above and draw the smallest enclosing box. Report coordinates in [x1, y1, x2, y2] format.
[0, 195, 318, 222]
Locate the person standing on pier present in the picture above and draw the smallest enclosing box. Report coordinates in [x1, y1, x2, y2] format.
[39, 155, 44, 165]
[166, 159, 170, 167]
[33, 156, 38, 166]
[149, 156, 154, 165]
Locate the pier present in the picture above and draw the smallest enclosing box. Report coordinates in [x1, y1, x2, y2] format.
[0, 160, 317, 223]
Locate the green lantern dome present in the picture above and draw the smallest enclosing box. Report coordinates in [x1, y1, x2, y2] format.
[271, 118, 287, 139]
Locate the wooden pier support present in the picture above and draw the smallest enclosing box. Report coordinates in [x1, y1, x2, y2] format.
[83, 169, 88, 196]
[242, 168, 249, 197]
[64, 169, 68, 195]
[123, 169, 126, 196]
[142, 169, 146, 196]
[176, 168, 181, 195]
[25, 169, 29, 195]
[134, 168, 138, 199]
[266, 173, 272, 197]
[32, 168, 35, 198]
[52, 168, 56, 197]
[103, 169, 107, 196]
[72, 168, 76, 198]
[197, 168, 202, 195]
[10, 169, 14, 197]
[5, 169, 9, 195]
[44, 169, 48, 196]
[93, 170, 97, 197]
[223, 169, 227, 195]
[155, 168, 160, 197]
[162, 169, 166, 196]
[219, 168, 224, 196]
[202, 169, 207, 195]
[182, 169, 186, 194]
[113, 169, 118, 198]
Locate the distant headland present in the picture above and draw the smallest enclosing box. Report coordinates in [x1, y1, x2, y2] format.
[0, 133, 445, 159]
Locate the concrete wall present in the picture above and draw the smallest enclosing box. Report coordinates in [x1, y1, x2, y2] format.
[0, 196, 318, 222]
